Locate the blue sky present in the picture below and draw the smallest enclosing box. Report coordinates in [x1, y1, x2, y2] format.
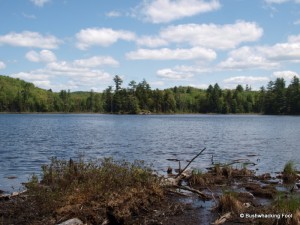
[0, 0, 300, 92]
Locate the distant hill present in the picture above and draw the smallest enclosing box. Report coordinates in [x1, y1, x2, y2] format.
[0, 75, 101, 112]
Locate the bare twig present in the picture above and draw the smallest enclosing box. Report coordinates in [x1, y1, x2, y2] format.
[175, 148, 206, 179]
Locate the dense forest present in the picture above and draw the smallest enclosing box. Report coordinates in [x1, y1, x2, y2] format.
[0, 74, 300, 115]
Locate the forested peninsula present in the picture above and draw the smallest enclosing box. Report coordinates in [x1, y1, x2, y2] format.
[0, 75, 299, 115]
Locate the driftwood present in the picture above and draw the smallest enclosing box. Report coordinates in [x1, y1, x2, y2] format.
[211, 212, 231, 225]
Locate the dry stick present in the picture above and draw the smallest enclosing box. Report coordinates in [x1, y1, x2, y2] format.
[175, 147, 206, 179]
[211, 212, 231, 225]
[174, 185, 211, 200]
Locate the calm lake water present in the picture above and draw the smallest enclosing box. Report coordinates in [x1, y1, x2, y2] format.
[0, 114, 300, 193]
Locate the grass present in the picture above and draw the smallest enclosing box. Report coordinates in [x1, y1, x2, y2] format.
[217, 191, 244, 214]
[274, 192, 300, 213]
[283, 161, 297, 183]
[0, 157, 165, 225]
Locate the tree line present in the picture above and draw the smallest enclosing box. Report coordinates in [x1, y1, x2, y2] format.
[0, 75, 299, 115]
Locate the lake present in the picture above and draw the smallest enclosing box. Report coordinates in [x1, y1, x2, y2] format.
[0, 114, 300, 193]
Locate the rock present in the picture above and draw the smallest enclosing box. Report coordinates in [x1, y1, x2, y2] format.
[57, 218, 84, 225]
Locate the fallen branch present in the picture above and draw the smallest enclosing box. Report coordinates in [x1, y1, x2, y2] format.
[173, 185, 212, 201]
[175, 148, 206, 179]
[211, 212, 231, 225]
[0, 190, 27, 201]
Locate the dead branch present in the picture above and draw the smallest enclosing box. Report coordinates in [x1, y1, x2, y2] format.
[175, 148, 206, 179]
[0, 190, 27, 201]
[173, 185, 212, 200]
[211, 212, 231, 225]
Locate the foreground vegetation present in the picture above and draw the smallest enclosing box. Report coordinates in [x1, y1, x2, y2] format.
[1, 75, 300, 114]
[1, 157, 300, 225]
[0, 158, 167, 225]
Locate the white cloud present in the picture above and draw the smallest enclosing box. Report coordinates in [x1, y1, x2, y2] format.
[30, 0, 51, 7]
[106, 11, 122, 17]
[136, 36, 168, 48]
[0, 61, 6, 69]
[264, 0, 300, 4]
[288, 34, 300, 43]
[218, 46, 279, 70]
[12, 60, 112, 91]
[273, 71, 299, 81]
[160, 21, 263, 49]
[172, 65, 212, 74]
[138, 0, 221, 23]
[0, 31, 61, 49]
[126, 47, 216, 60]
[223, 76, 270, 88]
[155, 64, 211, 81]
[260, 43, 300, 61]
[219, 34, 300, 70]
[157, 68, 194, 80]
[12, 72, 49, 81]
[264, 0, 289, 3]
[26, 50, 57, 63]
[76, 28, 135, 50]
[73, 56, 119, 67]
[189, 83, 209, 89]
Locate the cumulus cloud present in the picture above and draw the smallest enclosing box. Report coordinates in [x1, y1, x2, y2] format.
[76, 28, 135, 50]
[30, 0, 51, 7]
[0, 31, 61, 49]
[219, 34, 300, 70]
[126, 47, 216, 60]
[45, 61, 112, 78]
[288, 34, 300, 43]
[223, 76, 270, 89]
[138, 0, 221, 23]
[12, 72, 49, 81]
[218, 46, 279, 70]
[12, 61, 112, 91]
[73, 56, 119, 67]
[0, 61, 6, 69]
[25, 50, 57, 63]
[259, 37, 300, 61]
[157, 68, 194, 80]
[12, 54, 118, 91]
[273, 70, 299, 81]
[136, 36, 168, 48]
[264, 0, 290, 3]
[264, 0, 300, 4]
[160, 21, 263, 49]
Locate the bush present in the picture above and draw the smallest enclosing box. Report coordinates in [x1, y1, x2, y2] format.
[10, 157, 164, 225]
[283, 161, 297, 183]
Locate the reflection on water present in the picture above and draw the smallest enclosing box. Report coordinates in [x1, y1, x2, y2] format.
[0, 114, 299, 192]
